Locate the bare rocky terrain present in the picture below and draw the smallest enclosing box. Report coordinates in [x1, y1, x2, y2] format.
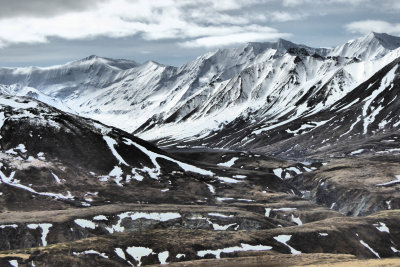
[0, 95, 399, 266]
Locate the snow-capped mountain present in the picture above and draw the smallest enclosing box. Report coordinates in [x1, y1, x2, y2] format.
[3, 33, 400, 266]
[0, 32, 400, 154]
[329, 32, 400, 60]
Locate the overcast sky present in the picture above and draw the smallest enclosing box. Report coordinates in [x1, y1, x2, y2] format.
[0, 0, 399, 67]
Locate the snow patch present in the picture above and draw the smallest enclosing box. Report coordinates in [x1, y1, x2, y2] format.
[376, 175, 400, 186]
[208, 213, 234, 218]
[265, 208, 271, 217]
[126, 246, 154, 266]
[74, 219, 96, 229]
[217, 157, 238, 167]
[374, 222, 390, 233]
[197, 243, 272, 259]
[206, 183, 215, 194]
[273, 235, 301, 254]
[115, 248, 126, 260]
[216, 176, 242, 184]
[8, 260, 18, 267]
[291, 214, 302, 225]
[51, 172, 61, 184]
[103, 136, 128, 165]
[360, 240, 380, 258]
[158, 251, 169, 265]
[93, 215, 108, 221]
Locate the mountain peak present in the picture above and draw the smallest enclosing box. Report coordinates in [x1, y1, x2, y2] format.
[329, 32, 400, 60]
[75, 55, 138, 70]
[367, 32, 400, 50]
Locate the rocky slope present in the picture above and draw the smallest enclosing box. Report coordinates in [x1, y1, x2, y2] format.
[0, 94, 398, 266]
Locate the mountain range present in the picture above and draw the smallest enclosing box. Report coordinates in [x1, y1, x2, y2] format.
[1, 32, 400, 157]
[0, 32, 400, 266]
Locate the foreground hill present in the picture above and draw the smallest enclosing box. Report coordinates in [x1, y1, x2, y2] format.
[0, 95, 398, 266]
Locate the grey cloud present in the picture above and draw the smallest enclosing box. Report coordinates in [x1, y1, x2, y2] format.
[0, 0, 108, 19]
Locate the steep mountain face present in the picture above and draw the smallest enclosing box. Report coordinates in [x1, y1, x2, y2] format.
[178, 53, 400, 158]
[329, 32, 400, 60]
[1, 33, 399, 143]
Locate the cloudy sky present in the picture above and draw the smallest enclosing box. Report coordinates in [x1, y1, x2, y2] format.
[0, 0, 399, 67]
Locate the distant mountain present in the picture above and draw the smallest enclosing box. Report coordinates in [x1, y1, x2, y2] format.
[0, 33, 399, 154]
[329, 32, 400, 60]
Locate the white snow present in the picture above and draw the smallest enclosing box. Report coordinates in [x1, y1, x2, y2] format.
[216, 176, 242, 184]
[232, 175, 247, 179]
[0, 97, 37, 109]
[0, 224, 18, 229]
[291, 214, 302, 225]
[74, 219, 96, 229]
[27, 224, 39, 230]
[376, 175, 400, 186]
[158, 251, 169, 264]
[197, 243, 272, 259]
[350, 149, 364, 155]
[391, 247, 399, 253]
[319, 233, 328, 236]
[0, 112, 5, 133]
[14, 144, 27, 153]
[273, 168, 283, 179]
[374, 222, 390, 233]
[386, 200, 392, 209]
[126, 246, 154, 266]
[265, 208, 271, 217]
[176, 253, 185, 259]
[37, 152, 45, 160]
[51, 172, 61, 184]
[206, 219, 237, 230]
[123, 138, 214, 177]
[103, 136, 128, 165]
[208, 213, 234, 218]
[8, 260, 18, 267]
[273, 208, 297, 211]
[0, 169, 74, 200]
[286, 167, 302, 175]
[362, 66, 398, 134]
[206, 183, 215, 194]
[73, 250, 108, 259]
[216, 197, 234, 201]
[109, 166, 124, 186]
[93, 215, 108, 221]
[217, 157, 238, 167]
[115, 248, 126, 260]
[122, 212, 181, 222]
[273, 235, 301, 255]
[360, 240, 380, 258]
[38, 224, 52, 246]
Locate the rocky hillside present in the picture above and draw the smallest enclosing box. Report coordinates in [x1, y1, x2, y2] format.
[0, 95, 398, 266]
[1, 33, 400, 266]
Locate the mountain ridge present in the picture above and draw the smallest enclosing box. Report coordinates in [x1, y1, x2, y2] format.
[0, 32, 400, 152]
